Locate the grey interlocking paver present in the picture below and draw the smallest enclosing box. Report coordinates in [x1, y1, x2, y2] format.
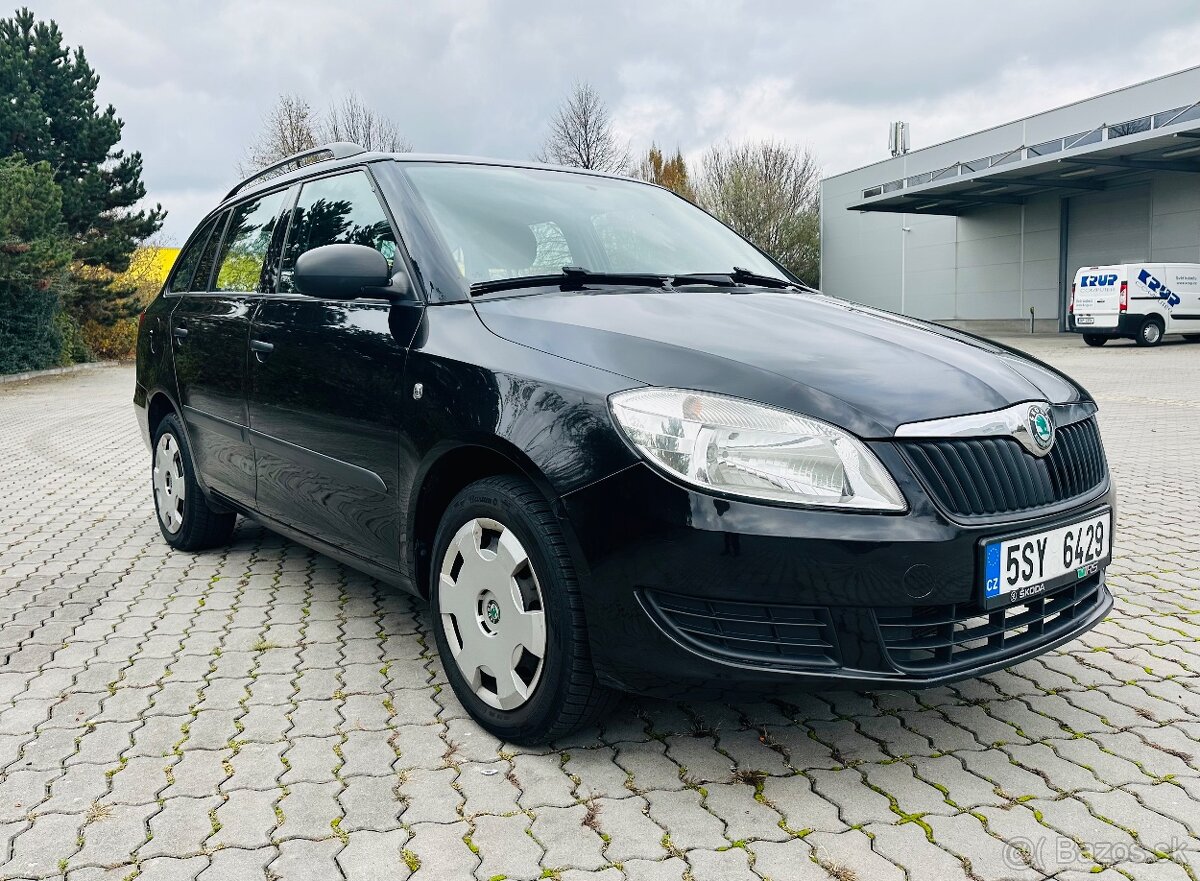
[459, 761, 521, 815]
[268, 838, 344, 881]
[471, 813, 542, 880]
[406, 820, 477, 880]
[806, 829, 905, 881]
[275, 780, 342, 841]
[338, 774, 401, 832]
[210, 787, 278, 849]
[335, 829, 411, 881]
[512, 753, 576, 807]
[140, 794, 220, 859]
[195, 845, 273, 881]
[644, 788, 724, 851]
[593, 795, 664, 862]
[70, 801, 157, 868]
[532, 803, 607, 870]
[1, 341, 1199, 878]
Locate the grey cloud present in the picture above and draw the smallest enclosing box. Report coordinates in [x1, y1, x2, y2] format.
[33, 0, 1200, 241]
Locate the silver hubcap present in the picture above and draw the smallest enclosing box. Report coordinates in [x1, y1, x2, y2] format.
[153, 433, 186, 534]
[1146, 323, 1162, 343]
[438, 517, 547, 710]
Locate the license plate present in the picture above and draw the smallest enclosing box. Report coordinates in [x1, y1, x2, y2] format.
[1076, 316, 1095, 325]
[982, 510, 1111, 608]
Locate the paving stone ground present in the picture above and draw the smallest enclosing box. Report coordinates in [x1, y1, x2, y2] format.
[0, 335, 1198, 880]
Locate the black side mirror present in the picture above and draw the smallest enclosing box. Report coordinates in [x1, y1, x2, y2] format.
[294, 243, 405, 300]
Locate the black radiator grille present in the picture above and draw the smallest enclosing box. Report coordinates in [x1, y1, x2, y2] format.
[876, 576, 1107, 674]
[642, 591, 839, 669]
[899, 417, 1107, 517]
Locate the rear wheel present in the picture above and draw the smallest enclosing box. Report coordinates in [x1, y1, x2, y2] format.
[152, 413, 236, 550]
[1135, 317, 1164, 347]
[1082, 334, 1108, 347]
[430, 475, 616, 743]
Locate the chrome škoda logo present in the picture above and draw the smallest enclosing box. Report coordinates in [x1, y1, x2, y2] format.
[1027, 404, 1055, 452]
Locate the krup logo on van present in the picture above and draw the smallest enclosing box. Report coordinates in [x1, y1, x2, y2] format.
[1136, 269, 1182, 307]
[1080, 273, 1118, 287]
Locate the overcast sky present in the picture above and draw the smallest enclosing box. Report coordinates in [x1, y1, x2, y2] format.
[34, 0, 1200, 242]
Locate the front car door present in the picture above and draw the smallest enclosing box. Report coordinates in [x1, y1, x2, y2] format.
[247, 167, 422, 567]
[170, 190, 291, 505]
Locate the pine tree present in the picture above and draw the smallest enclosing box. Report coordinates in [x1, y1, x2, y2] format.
[0, 7, 164, 323]
[0, 155, 71, 372]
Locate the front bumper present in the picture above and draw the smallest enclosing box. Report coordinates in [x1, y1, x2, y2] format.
[561, 461, 1114, 699]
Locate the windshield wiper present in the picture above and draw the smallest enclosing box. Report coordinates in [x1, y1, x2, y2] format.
[671, 267, 810, 292]
[470, 266, 672, 296]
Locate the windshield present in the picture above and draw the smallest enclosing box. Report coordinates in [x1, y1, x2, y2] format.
[400, 163, 788, 288]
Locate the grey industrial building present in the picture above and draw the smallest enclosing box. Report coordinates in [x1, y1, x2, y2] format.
[819, 66, 1200, 332]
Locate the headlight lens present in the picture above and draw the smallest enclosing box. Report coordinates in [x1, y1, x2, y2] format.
[609, 388, 905, 511]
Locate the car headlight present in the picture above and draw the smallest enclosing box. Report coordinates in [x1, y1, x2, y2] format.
[609, 388, 906, 511]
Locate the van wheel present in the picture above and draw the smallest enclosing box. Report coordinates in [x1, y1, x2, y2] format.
[430, 475, 617, 744]
[152, 413, 237, 550]
[1135, 317, 1164, 347]
[1082, 334, 1107, 347]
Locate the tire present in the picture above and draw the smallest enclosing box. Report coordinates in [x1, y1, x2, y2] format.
[1134, 317, 1164, 347]
[151, 413, 237, 550]
[1082, 334, 1108, 347]
[430, 475, 617, 743]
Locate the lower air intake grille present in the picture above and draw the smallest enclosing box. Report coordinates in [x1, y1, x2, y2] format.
[642, 591, 840, 669]
[876, 576, 1108, 674]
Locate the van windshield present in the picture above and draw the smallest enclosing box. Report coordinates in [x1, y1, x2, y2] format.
[400, 163, 788, 289]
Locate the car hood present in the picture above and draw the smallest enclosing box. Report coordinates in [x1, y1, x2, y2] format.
[472, 289, 1089, 437]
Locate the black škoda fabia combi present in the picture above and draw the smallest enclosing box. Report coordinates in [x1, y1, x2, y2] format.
[135, 143, 1114, 742]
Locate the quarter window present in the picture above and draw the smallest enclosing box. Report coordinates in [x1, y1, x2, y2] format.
[279, 171, 397, 292]
[190, 210, 230, 292]
[168, 215, 220, 294]
[213, 192, 290, 293]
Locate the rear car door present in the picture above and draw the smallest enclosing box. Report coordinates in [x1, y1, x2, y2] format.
[170, 190, 290, 505]
[1164, 265, 1200, 332]
[247, 168, 422, 566]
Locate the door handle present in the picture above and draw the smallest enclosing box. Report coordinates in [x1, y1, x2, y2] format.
[172, 326, 188, 339]
[249, 339, 274, 353]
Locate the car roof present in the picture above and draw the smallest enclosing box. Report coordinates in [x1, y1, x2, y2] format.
[220, 150, 641, 209]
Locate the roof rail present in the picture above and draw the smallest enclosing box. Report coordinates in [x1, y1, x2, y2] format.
[224, 141, 366, 200]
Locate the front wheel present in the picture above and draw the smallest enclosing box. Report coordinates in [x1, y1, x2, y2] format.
[152, 413, 236, 550]
[1135, 317, 1164, 347]
[1082, 334, 1108, 347]
[430, 475, 616, 743]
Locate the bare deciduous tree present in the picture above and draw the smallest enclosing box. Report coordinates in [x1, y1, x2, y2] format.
[239, 92, 412, 175]
[536, 82, 629, 173]
[320, 92, 413, 153]
[238, 94, 320, 176]
[696, 140, 821, 286]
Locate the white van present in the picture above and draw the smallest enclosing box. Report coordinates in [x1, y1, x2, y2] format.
[1069, 263, 1200, 346]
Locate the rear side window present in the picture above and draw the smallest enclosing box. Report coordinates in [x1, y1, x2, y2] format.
[279, 170, 397, 293]
[190, 210, 230, 292]
[213, 191, 290, 293]
[168, 215, 220, 293]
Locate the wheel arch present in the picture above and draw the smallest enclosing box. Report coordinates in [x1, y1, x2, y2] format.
[407, 438, 565, 600]
[147, 390, 179, 440]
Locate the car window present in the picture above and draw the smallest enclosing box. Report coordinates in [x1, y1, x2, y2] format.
[190, 210, 230, 292]
[212, 191, 290, 293]
[401, 163, 787, 286]
[168, 215, 220, 294]
[279, 170, 397, 293]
